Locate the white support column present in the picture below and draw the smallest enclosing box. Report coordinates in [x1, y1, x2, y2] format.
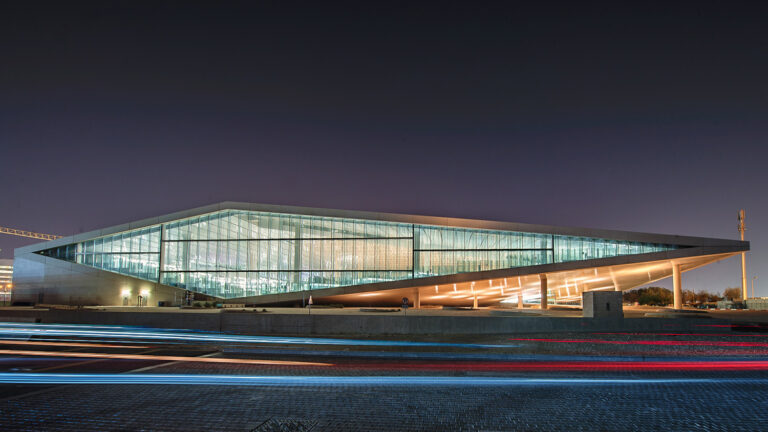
[610, 269, 620, 291]
[157, 224, 166, 285]
[517, 291, 524, 309]
[672, 262, 682, 310]
[414, 289, 421, 309]
[540, 274, 548, 310]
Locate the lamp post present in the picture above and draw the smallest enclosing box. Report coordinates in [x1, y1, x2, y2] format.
[738, 210, 748, 301]
[752, 276, 758, 299]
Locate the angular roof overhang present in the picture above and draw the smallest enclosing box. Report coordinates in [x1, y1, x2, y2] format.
[231, 244, 745, 306]
[15, 201, 748, 255]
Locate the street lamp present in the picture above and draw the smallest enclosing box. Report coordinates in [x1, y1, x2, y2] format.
[752, 276, 758, 299]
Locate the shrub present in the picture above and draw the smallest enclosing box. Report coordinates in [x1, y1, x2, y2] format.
[623, 286, 673, 306]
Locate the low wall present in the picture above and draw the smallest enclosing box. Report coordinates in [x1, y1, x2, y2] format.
[0, 308, 738, 336]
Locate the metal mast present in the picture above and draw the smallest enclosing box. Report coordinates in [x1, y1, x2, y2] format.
[738, 210, 747, 300]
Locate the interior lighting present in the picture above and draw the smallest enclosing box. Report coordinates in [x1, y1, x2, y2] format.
[589, 286, 617, 291]
[121, 289, 131, 297]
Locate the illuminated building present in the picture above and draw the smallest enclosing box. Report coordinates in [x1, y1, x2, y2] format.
[0, 259, 12, 303]
[11, 202, 748, 307]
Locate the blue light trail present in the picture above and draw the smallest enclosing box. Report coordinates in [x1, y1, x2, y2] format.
[0, 373, 762, 386]
[0, 322, 511, 348]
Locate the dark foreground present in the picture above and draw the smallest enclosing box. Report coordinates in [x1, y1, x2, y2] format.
[0, 322, 767, 431]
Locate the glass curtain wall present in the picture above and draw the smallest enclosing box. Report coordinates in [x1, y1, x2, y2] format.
[160, 211, 413, 298]
[39, 227, 161, 282]
[415, 227, 553, 277]
[552, 235, 670, 263]
[39, 210, 678, 299]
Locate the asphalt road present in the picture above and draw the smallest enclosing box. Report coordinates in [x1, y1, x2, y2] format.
[0, 322, 767, 431]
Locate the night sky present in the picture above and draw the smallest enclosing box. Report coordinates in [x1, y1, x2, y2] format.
[1, 1, 766, 296]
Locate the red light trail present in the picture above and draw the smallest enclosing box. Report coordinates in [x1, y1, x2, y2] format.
[509, 338, 768, 347]
[594, 333, 768, 337]
[339, 360, 768, 372]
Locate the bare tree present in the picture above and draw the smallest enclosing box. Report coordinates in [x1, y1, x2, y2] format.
[723, 287, 741, 301]
[683, 290, 696, 305]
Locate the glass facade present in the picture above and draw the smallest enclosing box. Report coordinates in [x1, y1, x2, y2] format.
[39, 209, 679, 299]
[39, 227, 161, 282]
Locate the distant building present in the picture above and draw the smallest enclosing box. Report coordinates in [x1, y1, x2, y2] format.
[11, 202, 749, 307]
[0, 259, 12, 303]
[745, 298, 768, 311]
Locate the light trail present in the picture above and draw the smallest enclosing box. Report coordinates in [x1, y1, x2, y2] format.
[696, 324, 766, 328]
[341, 360, 768, 372]
[0, 340, 149, 349]
[510, 338, 768, 347]
[0, 323, 511, 348]
[1, 337, 183, 345]
[594, 333, 768, 338]
[0, 373, 764, 386]
[223, 347, 768, 362]
[0, 350, 332, 367]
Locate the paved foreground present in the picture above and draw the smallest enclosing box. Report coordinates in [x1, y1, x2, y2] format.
[2, 375, 768, 431]
[0, 322, 767, 431]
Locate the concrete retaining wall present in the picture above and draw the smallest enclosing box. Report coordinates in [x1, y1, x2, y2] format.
[0, 308, 736, 336]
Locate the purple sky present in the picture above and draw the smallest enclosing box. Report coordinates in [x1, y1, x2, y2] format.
[1, 1, 766, 296]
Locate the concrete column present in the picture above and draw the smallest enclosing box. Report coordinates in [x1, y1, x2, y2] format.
[293, 223, 302, 292]
[412, 226, 419, 279]
[610, 269, 620, 291]
[473, 292, 478, 309]
[414, 289, 420, 309]
[672, 263, 682, 310]
[157, 224, 166, 285]
[540, 274, 548, 310]
[517, 291, 524, 309]
[741, 252, 748, 300]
